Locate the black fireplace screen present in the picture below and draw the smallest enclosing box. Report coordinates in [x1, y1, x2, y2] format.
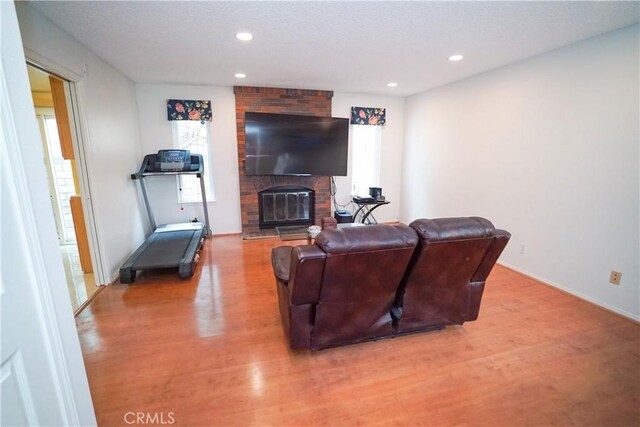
[258, 186, 315, 229]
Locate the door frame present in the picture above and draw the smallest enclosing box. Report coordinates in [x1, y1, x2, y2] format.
[1, 1, 96, 423]
[25, 55, 108, 284]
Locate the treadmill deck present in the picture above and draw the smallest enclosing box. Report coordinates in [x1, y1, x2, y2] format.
[119, 224, 205, 282]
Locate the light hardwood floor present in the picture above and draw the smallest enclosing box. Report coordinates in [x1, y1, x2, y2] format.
[76, 236, 639, 426]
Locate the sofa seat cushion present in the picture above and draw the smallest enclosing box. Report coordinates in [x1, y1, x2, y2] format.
[271, 246, 293, 284]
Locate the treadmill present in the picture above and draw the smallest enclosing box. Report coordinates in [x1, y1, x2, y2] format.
[119, 150, 211, 283]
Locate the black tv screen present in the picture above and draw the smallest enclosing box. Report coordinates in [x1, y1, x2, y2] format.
[244, 112, 349, 176]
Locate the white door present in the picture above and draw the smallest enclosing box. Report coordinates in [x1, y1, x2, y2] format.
[1, 2, 96, 425]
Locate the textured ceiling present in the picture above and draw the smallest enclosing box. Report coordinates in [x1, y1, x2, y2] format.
[27, 1, 639, 97]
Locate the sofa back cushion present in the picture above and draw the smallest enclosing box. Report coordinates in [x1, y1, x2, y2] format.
[311, 224, 418, 349]
[396, 217, 508, 333]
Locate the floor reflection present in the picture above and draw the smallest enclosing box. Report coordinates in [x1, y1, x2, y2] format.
[61, 244, 98, 312]
[194, 264, 225, 337]
[249, 360, 265, 397]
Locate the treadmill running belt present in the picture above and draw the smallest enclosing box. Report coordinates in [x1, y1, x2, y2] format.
[132, 230, 197, 269]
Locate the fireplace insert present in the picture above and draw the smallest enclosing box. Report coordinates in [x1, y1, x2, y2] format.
[258, 186, 315, 229]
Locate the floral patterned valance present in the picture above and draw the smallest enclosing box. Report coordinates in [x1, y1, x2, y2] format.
[350, 106, 386, 126]
[167, 99, 212, 123]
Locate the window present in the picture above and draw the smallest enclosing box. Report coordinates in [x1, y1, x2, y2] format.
[172, 121, 215, 203]
[39, 113, 77, 244]
[350, 125, 381, 196]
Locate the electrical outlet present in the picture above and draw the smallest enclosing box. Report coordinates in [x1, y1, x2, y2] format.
[519, 244, 526, 255]
[609, 271, 622, 286]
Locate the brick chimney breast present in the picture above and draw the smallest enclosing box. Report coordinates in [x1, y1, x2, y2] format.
[234, 86, 334, 238]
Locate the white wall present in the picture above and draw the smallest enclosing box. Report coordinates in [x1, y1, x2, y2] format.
[401, 25, 639, 319]
[332, 93, 405, 223]
[16, 3, 146, 282]
[134, 84, 241, 234]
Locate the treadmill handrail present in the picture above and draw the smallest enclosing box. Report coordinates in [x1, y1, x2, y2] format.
[131, 153, 204, 180]
[139, 171, 203, 177]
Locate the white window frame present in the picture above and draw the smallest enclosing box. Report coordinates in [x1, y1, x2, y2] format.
[350, 125, 382, 197]
[171, 121, 215, 203]
[35, 108, 77, 245]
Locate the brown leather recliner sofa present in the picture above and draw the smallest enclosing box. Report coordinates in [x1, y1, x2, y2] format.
[271, 217, 510, 350]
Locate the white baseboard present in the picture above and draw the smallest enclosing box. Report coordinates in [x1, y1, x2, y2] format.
[109, 271, 120, 285]
[497, 261, 639, 323]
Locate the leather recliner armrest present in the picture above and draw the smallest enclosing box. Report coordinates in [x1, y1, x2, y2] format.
[288, 245, 327, 305]
[471, 229, 511, 282]
[465, 229, 511, 321]
[271, 246, 293, 283]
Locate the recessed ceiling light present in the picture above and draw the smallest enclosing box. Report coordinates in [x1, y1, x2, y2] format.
[448, 54, 464, 62]
[386, 82, 398, 87]
[236, 32, 253, 41]
[235, 73, 247, 79]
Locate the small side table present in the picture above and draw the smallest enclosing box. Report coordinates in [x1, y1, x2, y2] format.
[352, 199, 390, 224]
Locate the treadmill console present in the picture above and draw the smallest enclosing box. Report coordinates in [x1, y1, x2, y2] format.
[132, 150, 203, 178]
[156, 149, 192, 171]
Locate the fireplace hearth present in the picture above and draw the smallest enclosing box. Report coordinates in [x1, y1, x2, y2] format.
[259, 186, 315, 229]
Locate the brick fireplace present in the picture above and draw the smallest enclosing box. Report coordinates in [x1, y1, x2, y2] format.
[234, 86, 333, 239]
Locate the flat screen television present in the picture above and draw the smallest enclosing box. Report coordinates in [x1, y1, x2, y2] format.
[244, 112, 349, 176]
